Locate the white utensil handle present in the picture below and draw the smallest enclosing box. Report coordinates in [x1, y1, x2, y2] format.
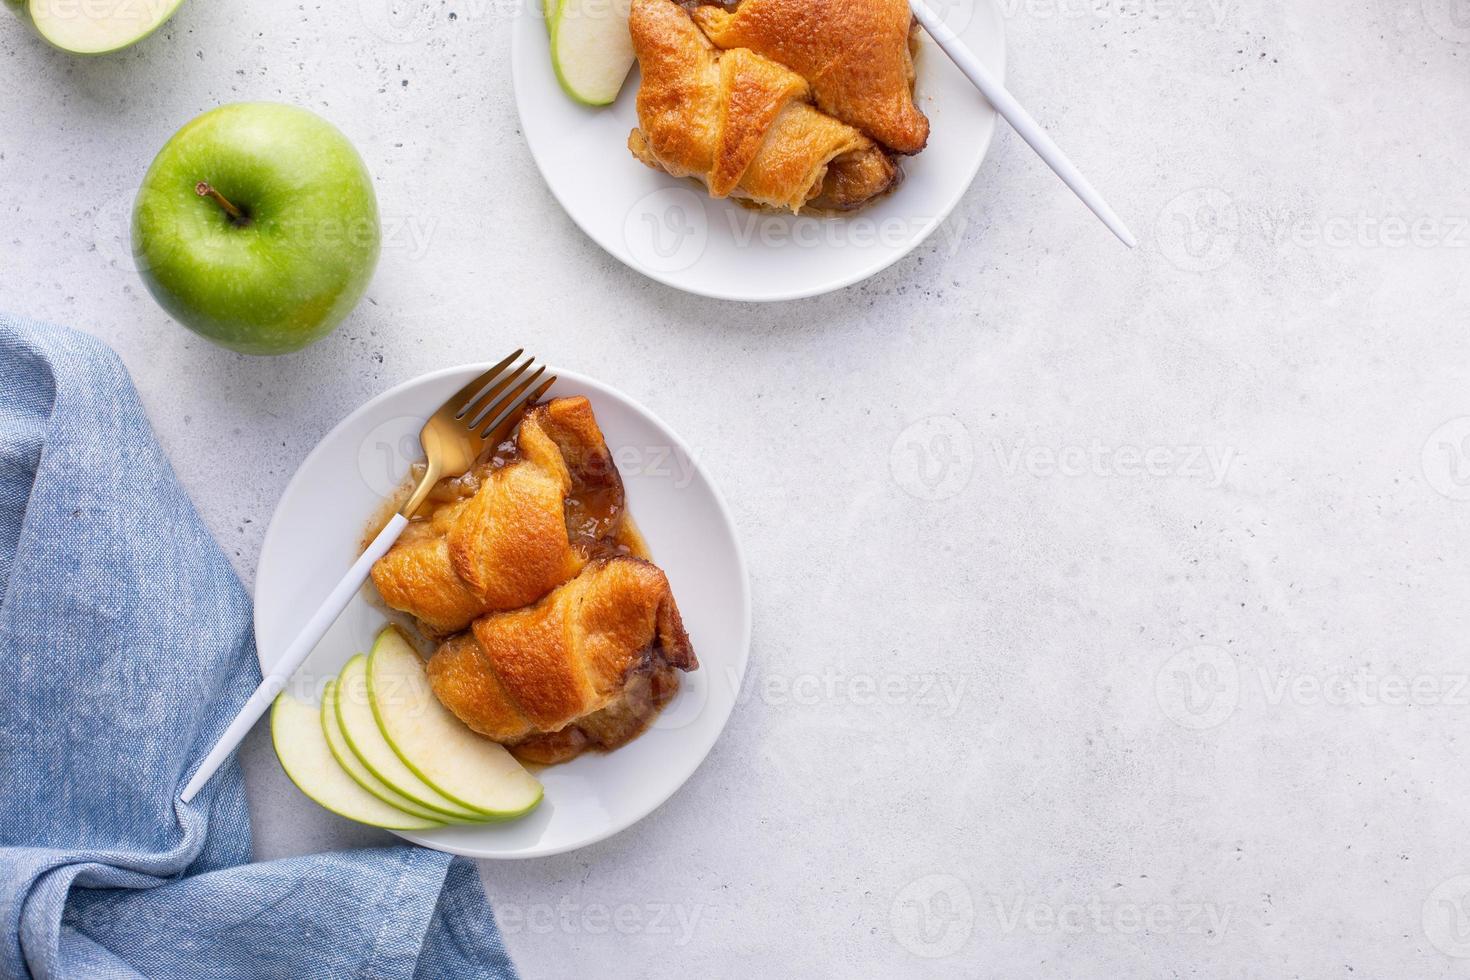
[907, 0, 1136, 248]
[178, 512, 410, 803]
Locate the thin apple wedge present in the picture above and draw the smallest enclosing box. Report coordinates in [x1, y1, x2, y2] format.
[11, 0, 186, 55]
[321, 679, 468, 824]
[550, 0, 634, 107]
[367, 627, 543, 821]
[335, 656, 488, 821]
[270, 693, 443, 831]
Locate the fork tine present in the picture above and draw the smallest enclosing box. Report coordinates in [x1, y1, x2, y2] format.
[457, 356, 535, 423]
[443, 350, 523, 416]
[468, 365, 546, 431]
[481, 374, 557, 443]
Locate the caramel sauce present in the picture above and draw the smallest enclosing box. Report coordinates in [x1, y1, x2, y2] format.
[510, 659, 681, 766]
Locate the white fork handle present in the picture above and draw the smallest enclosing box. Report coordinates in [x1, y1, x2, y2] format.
[179, 513, 410, 803]
[908, 0, 1136, 248]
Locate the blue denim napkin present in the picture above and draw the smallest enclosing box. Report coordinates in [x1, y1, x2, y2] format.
[0, 314, 518, 980]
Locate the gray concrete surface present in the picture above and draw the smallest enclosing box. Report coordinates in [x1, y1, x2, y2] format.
[5, 0, 1470, 975]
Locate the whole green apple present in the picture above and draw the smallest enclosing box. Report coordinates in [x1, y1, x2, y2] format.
[6, 0, 186, 55]
[132, 103, 381, 356]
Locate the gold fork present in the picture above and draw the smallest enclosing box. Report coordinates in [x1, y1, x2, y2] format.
[180, 353, 556, 802]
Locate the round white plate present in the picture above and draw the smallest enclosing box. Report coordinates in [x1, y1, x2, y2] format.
[510, 0, 1006, 301]
[254, 365, 751, 858]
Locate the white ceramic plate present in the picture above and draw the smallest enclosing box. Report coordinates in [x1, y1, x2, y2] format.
[510, 0, 1006, 301]
[255, 365, 750, 858]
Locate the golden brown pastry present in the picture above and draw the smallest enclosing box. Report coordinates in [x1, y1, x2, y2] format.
[427, 557, 699, 764]
[627, 0, 898, 213]
[370, 397, 623, 635]
[692, 0, 929, 155]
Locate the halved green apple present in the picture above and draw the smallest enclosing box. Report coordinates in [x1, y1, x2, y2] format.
[335, 656, 486, 821]
[321, 679, 466, 824]
[367, 627, 543, 820]
[9, 0, 186, 55]
[550, 0, 634, 107]
[270, 693, 443, 831]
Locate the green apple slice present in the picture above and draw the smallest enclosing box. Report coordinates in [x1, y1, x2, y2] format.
[270, 693, 443, 830]
[14, 0, 186, 55]
[367, 627, 543, 820]
[321, 679, 468, 823]
[550, 0, 634, 107]
[335, 656, 485, 820]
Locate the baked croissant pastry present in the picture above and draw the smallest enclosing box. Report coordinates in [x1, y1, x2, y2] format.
[692, 0, 929, 154]
[627, 0, 899, 213]
[427, 557, 699, 765]
[370, 397, 626, 635]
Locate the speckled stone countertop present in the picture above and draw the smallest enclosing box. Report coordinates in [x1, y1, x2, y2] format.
[5, 0, 1470, 974]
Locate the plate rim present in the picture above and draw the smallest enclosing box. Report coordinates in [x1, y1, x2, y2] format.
[509, 0, 1009, 302]
[254, 363, 753, 859]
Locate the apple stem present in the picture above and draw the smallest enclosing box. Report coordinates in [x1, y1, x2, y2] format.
[195, 181, 249, 225]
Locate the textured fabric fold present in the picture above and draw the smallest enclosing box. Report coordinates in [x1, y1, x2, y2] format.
[0, 314, 516, 980]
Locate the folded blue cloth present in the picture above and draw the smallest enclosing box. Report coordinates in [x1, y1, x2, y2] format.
[0, 315, 517, 979]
